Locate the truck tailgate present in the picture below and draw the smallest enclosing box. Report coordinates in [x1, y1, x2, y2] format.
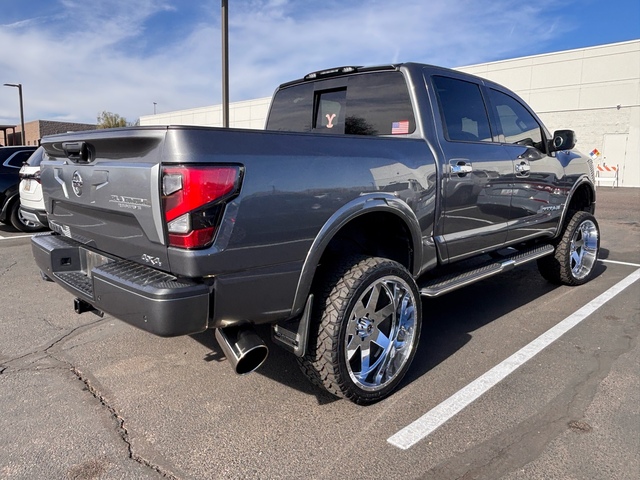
[40, 128, 169, 269]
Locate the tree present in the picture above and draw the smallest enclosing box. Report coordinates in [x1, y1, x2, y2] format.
[97, 111, 128, 129]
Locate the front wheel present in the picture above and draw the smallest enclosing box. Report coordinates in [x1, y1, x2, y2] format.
[298, 256, 422, 405]
[538, 211, 600, 285]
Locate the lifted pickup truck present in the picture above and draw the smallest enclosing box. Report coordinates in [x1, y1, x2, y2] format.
[32, 63, 599, 404]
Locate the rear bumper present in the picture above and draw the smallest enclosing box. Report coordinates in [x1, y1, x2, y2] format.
[31, 233, 211, 337]
[19, 205, 49, 228]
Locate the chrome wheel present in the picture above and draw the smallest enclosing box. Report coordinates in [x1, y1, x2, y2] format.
[345, 275, 417, 391]
[298, 256, 422, 404]
[570, 219, 598, 280]
[538, 210, 600, 286]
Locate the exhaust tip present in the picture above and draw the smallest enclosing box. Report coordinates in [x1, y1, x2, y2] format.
[215, 327, 269, 375]
[234, 343, 269, 375]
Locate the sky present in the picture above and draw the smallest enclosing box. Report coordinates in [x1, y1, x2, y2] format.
[1, 0, 639, 126]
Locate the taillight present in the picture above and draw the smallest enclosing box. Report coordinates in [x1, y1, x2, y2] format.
[19, 169, 41, 183]
[162, 165, 241, 249]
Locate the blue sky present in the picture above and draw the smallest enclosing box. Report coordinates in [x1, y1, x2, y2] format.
[1, 0, 638, 126]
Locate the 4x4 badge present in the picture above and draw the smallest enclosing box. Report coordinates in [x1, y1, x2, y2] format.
[72, 171, 83, 196]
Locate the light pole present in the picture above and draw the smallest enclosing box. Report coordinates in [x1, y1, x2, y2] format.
[221, 0, 229, 128]
[3, 83, 25, 145]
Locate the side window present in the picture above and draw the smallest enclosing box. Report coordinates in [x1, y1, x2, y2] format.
[433, 76, 492, 142]
[489, 89, 544, 151]
[6, 151, 34, 168]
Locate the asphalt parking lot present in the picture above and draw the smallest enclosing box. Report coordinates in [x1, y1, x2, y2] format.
[1, 187, 638, 480]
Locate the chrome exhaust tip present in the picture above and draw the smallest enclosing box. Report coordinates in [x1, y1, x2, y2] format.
[215, 326, 269, 375]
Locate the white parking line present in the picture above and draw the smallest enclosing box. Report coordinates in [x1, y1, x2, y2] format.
[388, 267, 640, 450]
[0, 234, 35, 240]
[601, 259, 640, 268]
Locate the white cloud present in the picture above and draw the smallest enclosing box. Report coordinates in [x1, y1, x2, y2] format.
[0, 0, 571, 126]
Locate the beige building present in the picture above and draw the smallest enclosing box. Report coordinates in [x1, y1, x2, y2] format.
[141, 97, 271, 131]
[140, 40, 640, 187]
[458, 40, 639, 187]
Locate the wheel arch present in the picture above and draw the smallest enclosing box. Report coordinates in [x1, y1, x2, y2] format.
[0, 190, 19, 221]
[291, 193, 422, 316]
[556, 177, 596, 237]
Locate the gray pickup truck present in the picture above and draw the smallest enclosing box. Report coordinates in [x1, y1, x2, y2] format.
[32, 63, 599, 404]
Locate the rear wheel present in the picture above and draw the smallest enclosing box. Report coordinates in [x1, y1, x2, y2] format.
[298, 256, 421, 404]
[538, 211, 600, 285]
[10, 201, 45, 233]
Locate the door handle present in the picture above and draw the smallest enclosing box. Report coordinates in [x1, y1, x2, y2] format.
[450, 160, 473, 176]
[515, 161, 530, 174]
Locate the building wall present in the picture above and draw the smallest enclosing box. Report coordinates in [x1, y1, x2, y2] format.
[457, 40, 640, 187]
[139, 40, 640, 187]
[10, 120, 97, 146]
[139, 97, 271, 130]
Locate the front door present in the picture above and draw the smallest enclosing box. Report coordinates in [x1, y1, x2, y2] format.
[486, 88, 567, 243]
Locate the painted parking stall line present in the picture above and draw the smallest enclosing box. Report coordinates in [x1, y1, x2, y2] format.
[0, 234, 35, 241]
[601, 259, 640, 268]
[388, 267, 640, 450]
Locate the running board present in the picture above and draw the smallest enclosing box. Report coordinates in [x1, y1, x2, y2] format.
[419, 244, 554, 298]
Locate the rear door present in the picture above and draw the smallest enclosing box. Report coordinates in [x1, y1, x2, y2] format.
[429, 74, 514, 262]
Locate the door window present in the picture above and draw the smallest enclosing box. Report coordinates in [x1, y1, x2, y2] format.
[4, 150, 34, 168]
[489, 89, 545, 151]
[433, 76, 492, 143]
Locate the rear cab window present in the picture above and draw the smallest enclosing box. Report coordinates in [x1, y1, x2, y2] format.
[267, 71, 416, 136]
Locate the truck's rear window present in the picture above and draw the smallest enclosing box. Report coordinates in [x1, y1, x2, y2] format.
[267, 71, 416, 136]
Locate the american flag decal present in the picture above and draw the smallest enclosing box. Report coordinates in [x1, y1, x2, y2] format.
[392, 120, 409, 135]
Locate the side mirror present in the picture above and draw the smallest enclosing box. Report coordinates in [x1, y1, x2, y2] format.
[549, 130, 576, 152]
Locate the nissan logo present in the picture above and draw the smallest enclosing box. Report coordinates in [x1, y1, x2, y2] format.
[72, 171, 83, 197]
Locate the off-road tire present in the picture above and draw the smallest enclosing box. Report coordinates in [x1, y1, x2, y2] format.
[298, 256, 421, 405]
[537, 211, 600, 285]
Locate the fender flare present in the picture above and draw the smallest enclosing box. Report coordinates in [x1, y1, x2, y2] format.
[555, 175, 596, 237]
[290, 192, 423, 316]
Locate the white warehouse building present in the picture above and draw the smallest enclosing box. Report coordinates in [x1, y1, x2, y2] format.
[140, 40, 640, 187]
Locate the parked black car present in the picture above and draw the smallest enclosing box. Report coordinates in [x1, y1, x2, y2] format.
[0, 145, 38, 231]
